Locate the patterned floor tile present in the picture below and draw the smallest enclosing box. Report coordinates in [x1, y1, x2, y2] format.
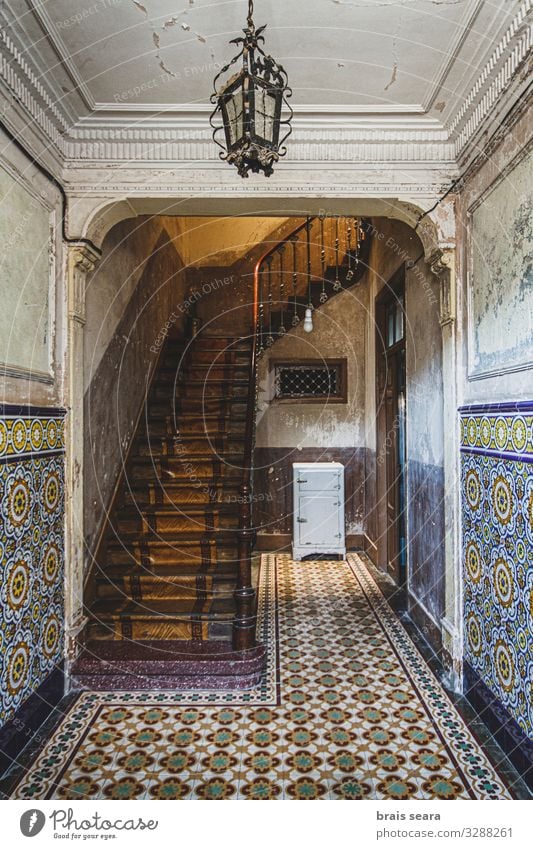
[11, 554, 512, 800]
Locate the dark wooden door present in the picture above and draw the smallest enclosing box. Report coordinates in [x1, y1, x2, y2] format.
[375, 268, 406, 584]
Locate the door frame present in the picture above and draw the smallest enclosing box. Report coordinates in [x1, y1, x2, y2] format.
[375, 264, 406, 585]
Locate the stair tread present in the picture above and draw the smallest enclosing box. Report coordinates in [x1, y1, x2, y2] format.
[76, 640, 250, 662]
[90, 597, 235, 618]
[117, 502, 241, 513]
[86, 330, 251, 646]
[98, 563, 238, 577]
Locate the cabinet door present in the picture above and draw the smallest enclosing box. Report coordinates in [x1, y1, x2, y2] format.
[297, 494, 341, 547]
[295, 470, 341, 493]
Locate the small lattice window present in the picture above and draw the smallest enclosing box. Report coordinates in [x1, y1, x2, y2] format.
[273, 360, 347, 403]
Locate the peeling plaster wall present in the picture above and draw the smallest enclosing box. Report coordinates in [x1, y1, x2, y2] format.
[457, 108, 533, 745]
[0, 145, 66, 734]
[256, 286, 367, 448]
[255, 282, 368, 537]
[84, 217, 169, 390]
[365, 218, 445, 635]
[83, 225, 186, 562]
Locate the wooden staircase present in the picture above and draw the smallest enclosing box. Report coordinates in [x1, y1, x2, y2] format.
[72, 216, 371, 691]
[257, 216, 371, 349]
[72, 331, 265, 689]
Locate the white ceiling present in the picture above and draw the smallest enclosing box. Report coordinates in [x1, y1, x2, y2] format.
[8, 0, 520, 122]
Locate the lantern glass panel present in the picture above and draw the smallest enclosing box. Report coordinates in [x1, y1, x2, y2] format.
[224, 88, 244, 147]
[254, 86, 278, 144]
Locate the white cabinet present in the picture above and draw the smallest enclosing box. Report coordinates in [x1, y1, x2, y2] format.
[292, 462, 346, 560]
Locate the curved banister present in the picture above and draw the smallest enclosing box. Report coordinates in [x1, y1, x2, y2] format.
[232, 215, 370, 653]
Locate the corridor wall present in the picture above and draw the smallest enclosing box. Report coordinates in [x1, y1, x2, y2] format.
[457, 107, 533, 754]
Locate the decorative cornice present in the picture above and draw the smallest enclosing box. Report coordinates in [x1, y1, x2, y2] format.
[65, 179, 450, 197]
[0, 0, 530, 175]
[0, 23, 68, 155]
[62, 137, 455, 167]
[449, 0, 532, 156]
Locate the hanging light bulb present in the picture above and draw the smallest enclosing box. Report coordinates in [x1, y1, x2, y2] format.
[303, 307, 313, 333]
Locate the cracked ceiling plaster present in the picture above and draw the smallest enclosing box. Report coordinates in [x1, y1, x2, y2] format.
[11, 0, 520, 123]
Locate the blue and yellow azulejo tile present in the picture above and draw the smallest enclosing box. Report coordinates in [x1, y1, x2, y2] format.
[0, 408, 66, 728]
[0, 415, 64, 461]
[461, 410, 533, 457]
[460, 403, 533, 739]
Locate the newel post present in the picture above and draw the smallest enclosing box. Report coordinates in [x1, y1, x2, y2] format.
[233, 483, 258, 651]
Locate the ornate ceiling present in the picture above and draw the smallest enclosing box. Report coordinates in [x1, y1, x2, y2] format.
[0, 0, 531, 201]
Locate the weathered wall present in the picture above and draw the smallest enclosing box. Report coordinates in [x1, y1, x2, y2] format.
[457, 109, 533, 747]
[364, 218, 445, 638]
[84, 217, 169, 390]
[0, 144, 66, 733]
[83, 224, 186, 562]
[255, 280, 369, 540]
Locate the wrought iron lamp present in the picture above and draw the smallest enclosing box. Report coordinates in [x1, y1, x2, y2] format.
[210, 0, 293, 177]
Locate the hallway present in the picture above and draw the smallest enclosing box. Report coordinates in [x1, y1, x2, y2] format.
[3, 554, 526, 800]
[0, 0, 532, 818]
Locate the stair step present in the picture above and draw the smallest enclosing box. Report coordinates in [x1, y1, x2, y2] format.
[141, 420, 245, 438]
[114, 510, 240, 536]
[149, 398, 247, 415]
[192, 337, 250, 351]
[105, 538, 239, 569]
[129, 456, 243, 480]
[87, 597, 235, 642]
[122, 482, 242, 507]
[145, 406, 248, 424]
[135, 435, 245, 457]
[190, 350, 250, 365]
[71, 641, 266, 691]
[183, 366, 249, 381]
[151, 383, 249, 401]
[94, 570, 237, 603]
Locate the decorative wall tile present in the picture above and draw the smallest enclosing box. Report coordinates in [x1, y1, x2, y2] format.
[0, 408, 65, 728]
[460, 403, 533, 739]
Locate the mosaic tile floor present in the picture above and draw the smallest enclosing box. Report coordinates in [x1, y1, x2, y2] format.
[11, 554, 512, 800]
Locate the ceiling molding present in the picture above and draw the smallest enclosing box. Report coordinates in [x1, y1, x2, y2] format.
[422, 0, 485, 112]
[62, 120, 455, 167]
[90, 102, 428, 115]
[0, 27, 68, 156]
[448, 0, 532, 154]
[23, 0, 97, 112]
[0, 0, 530, 180]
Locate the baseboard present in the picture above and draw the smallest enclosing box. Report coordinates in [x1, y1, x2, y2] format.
[346, 534, 364, 549]
[408, 591, 442, 654]
[255, 533, 364, 553]
[255, 533, 291, 552]
[363, 534, 378, 565]
[0, 664, 65, 777]
[464, 661, 533, 791]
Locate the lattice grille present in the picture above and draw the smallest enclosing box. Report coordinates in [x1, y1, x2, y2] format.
[274, 364, 339, 399]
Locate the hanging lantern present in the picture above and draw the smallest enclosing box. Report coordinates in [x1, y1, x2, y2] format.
[210, 0, 293, 178]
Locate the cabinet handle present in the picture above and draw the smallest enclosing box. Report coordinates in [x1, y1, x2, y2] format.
[297, 479, 307, 483]
[297, 517, 308, 523]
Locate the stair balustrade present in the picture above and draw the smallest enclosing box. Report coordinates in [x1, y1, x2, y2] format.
[234, 215, 371, 652]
